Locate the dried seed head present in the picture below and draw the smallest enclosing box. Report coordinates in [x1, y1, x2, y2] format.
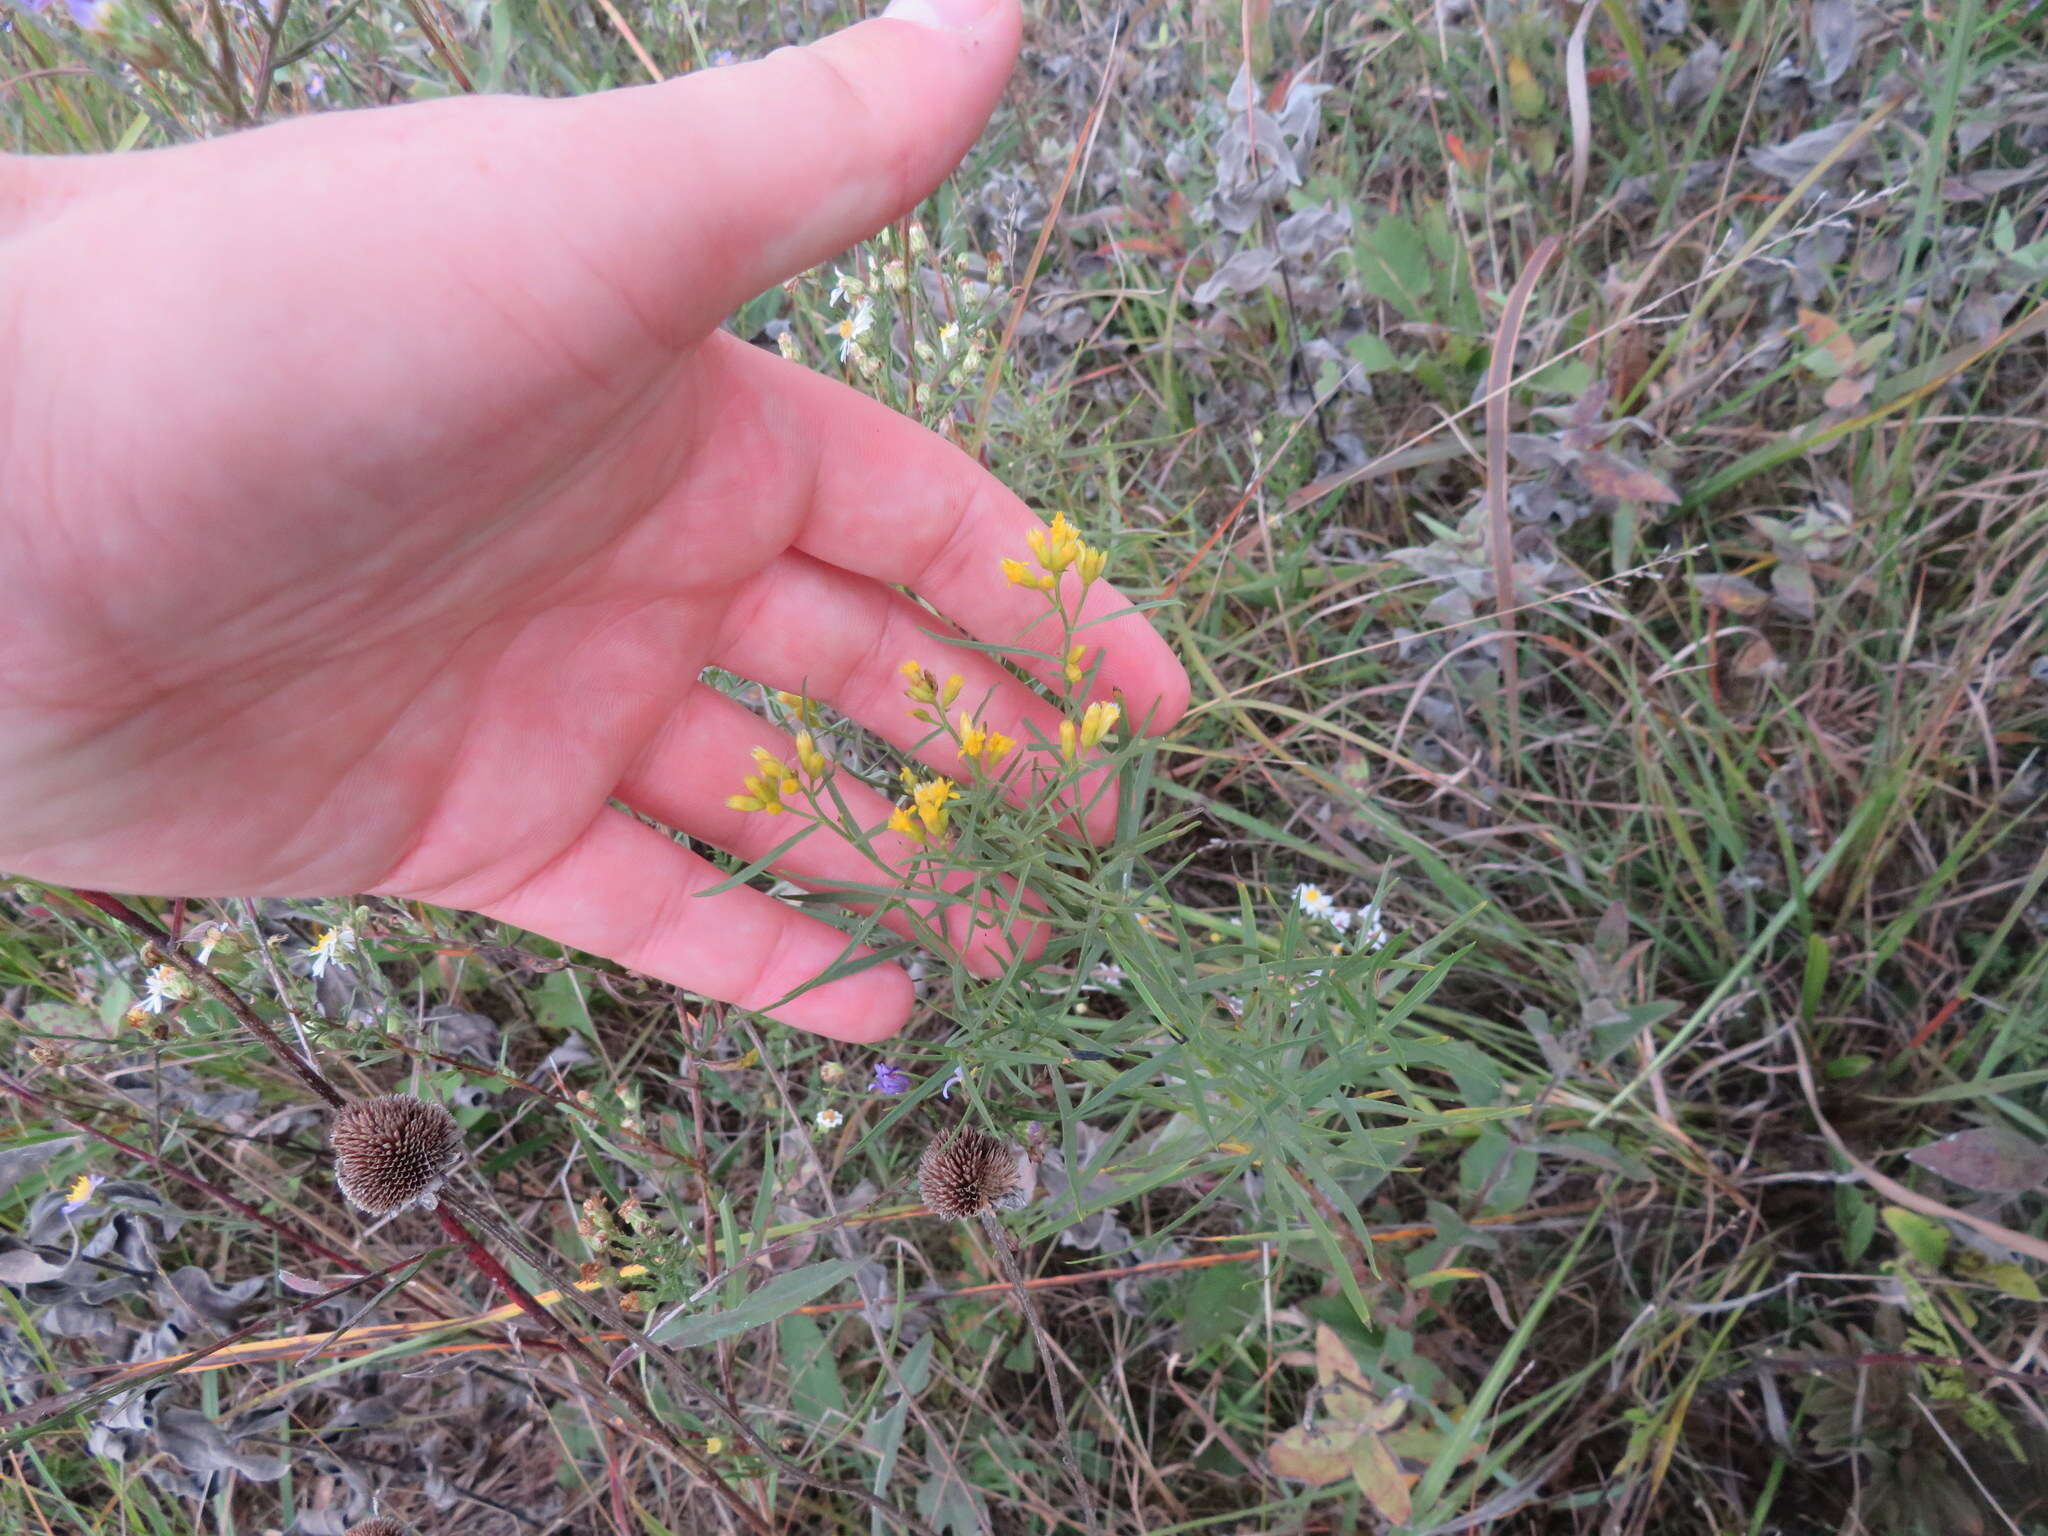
[343, 1519, 407, 1536]
[331, 1095, 462, 1215]
[918, 1129, 1024, 1220]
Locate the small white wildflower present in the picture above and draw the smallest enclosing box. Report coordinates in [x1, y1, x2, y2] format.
[829, 268, 863, 306]
[835, 299, 874, 362]
[1293, 883, 1338, 922]
[937, 321, 962, 353]
[1353, 903, 1390, 952]
[307, 924, 357, 978]
[138, 964, 184, 1014]
[776, 331, 802, 363]
[814, 1107, 845, 1131]
[190, 921, 234, 964]
[1328, 907, 1354, 935]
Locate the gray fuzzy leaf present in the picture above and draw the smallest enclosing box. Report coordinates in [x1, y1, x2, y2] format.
[1811, 0, 1865, 86]
[0, 1138, 78, 1199]
[0, 1243, 74, 1285]
[1665, 41, 1724, 111]
[41, 1299, 123, 1341]
[1193, 247, 1283, 304]
[1748, 120, 1859, 184]
[155, 1407, 287, 1482]
[159, 1266, 265, 1327]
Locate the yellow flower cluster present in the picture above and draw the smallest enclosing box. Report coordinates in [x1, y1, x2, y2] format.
[901, 660, 964, 717]
[888, 776, 959, 845]
[727, 745, 806, 815]
[956, 712, 1015, 770]
[1058, 701, 1121, 763]
[1064, 643, 1088, 686]
[1001, 512, 1107, 593]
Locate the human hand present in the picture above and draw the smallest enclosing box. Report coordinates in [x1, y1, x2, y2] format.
[0, 0, 1188, 1041]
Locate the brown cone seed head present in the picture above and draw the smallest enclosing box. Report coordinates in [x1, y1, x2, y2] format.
[343, 1519, 407, 1536]
[331, 1095, 462, 1215]
[918, 1128, 1022, 1220]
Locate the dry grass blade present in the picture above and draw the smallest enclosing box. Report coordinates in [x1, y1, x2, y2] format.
[1483, 234, 1562, 782]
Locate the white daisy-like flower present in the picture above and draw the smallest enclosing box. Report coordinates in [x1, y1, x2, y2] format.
[834, 299, 874, 362]
[1353, 903, 1390, 952]
[815, 1107, 845, 1131]
[937, 321, 962, 353]
[307, 924, 357, 978]
[829, 268, 861, 307]
[1328, 907, 1354, 935]
[1293, 883, 1338, 922]
[138, 964, 183, 1013]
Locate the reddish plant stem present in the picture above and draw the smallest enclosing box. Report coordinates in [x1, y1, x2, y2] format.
[66, 888, 345, 1108]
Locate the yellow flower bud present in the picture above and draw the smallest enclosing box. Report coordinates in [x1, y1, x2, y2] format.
[1077, 544, 1108, 587]
[887, 806, 924, 843]
[775, 690, 820, 727]
[1059, 719, 1078, 763]
[899, 661, 938, 703]
[1080, 701, 1121, 750]
[794, 731, 828, 780]
[727, 793, 765, 813]
[940, 673, 964, 707]
[1064, 644, 1088, 685]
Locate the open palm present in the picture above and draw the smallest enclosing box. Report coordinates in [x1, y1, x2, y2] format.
[0, 0, 1188, 1040]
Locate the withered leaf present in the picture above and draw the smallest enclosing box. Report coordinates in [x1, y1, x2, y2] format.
[1693, 574, 1770, 614]
[1822, 374, 1871, 410]
[1732, 636, 1784, 680]
[1906, 1126, 2048, 1194]
[1578, 450, 1680, 505]
[1270, 1420, 1361, 1486]
[1353, 1432, 1416, 1525]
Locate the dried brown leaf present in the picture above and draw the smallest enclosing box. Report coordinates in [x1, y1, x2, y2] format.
[1906, 1126, 2048, 1194]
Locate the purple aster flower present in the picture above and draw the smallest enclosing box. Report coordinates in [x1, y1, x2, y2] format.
[868, 1062, 912, 1095]
[66, 0, 113, 30]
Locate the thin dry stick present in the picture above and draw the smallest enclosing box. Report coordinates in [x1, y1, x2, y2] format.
[1482, 233, 1562, 785]
[975, 1209, 1097, 1533]
[590, 0, 663, 84]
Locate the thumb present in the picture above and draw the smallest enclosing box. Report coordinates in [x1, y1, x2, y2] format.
[571, 0, 1021, 325]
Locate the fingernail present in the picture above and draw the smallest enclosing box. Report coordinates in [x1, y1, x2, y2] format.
[882, 0, 998, 31]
